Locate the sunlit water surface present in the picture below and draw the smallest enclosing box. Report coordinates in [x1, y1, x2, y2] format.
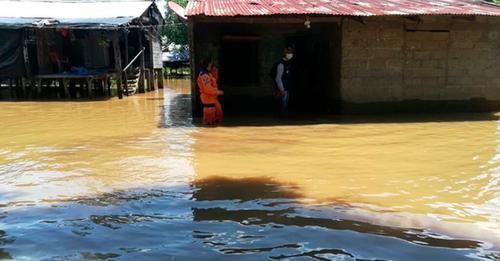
[0, 79, 499, 260]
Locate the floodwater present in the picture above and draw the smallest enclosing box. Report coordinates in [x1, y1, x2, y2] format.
[0, 79, 499, 260]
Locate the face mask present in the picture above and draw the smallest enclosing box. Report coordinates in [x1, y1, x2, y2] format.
[285, 53, 294, 60]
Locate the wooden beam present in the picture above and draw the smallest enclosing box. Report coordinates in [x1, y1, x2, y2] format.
[157, 69, 164, 89]
[452, 16, 476, 21]
[148, 28, 155, 91]
[113, 33, 123, 99]
[188, 22, 198, 118]
[138, 28, 146, 93]
[124, 31, 129, 96]
[147, 69, 154, 91]
[22, 29, 32, 79]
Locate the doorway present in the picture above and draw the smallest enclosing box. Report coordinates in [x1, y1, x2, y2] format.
[286, 23, 341, 114]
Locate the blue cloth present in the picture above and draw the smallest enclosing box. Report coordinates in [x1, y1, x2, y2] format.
[281, 90, 290, 116]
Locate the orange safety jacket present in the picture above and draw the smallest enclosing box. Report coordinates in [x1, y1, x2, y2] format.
[197, 71, 221, 105]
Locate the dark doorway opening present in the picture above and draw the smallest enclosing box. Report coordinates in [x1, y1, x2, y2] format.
[192, 22, 342, 120]
[286, 23, 341, 115]
[219, 37, 259, 86]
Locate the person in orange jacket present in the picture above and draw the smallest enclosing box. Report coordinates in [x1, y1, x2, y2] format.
[209, 66, 223, 123]
[197, 59, 223, 126]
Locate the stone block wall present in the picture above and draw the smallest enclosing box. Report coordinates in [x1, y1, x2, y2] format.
[341, 16, 500, 107]
[342, 17, 405, 103]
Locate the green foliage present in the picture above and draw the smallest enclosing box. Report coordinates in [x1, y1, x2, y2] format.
[163, 0, 189, 45]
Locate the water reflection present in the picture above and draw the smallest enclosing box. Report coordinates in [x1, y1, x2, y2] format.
[0, 230, 14, 260]
[192, 208, 481, 249]
[158, 79, 192, 128]
[0, 79, 498, 260]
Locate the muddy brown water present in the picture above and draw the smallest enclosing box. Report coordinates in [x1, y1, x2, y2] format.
[0, 79, 499, 260]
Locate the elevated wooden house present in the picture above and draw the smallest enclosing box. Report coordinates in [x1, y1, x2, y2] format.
[0, 0, 166, 99]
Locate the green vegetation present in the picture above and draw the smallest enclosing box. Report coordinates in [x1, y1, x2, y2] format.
[163, 0, 189, 45]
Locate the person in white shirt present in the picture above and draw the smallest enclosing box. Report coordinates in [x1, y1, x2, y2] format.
[274, 46, 294, 116]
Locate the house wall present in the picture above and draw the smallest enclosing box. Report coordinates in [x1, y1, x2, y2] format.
[192, 15, 500, 115]
[341, 16, 500, 112]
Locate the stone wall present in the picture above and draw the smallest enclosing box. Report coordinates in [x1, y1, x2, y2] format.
[341, 16, 500, 110]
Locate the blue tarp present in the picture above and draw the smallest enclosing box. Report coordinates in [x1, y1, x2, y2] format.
[0, 29, 24, 77]
[163, 48, 189, 63]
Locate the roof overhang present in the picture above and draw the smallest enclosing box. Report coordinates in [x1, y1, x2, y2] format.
[179, 0, 500, 19]
[168, 1, 187, 20]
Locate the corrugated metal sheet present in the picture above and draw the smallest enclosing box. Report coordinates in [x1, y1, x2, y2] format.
[185, 0, 500, 17]
[0, 0, 165, 26]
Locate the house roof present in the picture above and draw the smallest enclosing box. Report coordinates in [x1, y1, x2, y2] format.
[0, 0, 166, 28]
[183, 0, 500, 17]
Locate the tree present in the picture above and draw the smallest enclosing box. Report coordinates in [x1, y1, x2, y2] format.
[163, 0, 189, 46]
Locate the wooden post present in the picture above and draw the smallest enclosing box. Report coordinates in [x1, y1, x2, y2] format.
[36, 79, 42, 97]
[146, 69, 152, 92]
[123, 32, 129, 96]
[107, 76, 111, 96]
[60, 79, 69, 98]
[86, 78, 93, 98]
[148, 28, 155, 92]
[157, 69, 164, 89]
[148, 69, 155, 91]
[138, 28, 145, 93]
[188, 22, 198, 118]
[22, 29, 31, 99]
[8, 79, 13, 98]
[113, 32, 123, 99]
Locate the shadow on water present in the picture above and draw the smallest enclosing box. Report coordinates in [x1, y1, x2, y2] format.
[216, 112, 500, 127]
[0, 97, 113, 103]
[0, 230, 14, 260]
[0, 84, 115, 102]
[192, 176, 303, 202]
[0, 175, 499, 260]
[191, 177, 481, 251]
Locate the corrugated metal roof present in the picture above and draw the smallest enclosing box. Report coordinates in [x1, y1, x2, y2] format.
[185, 0, 500, 17]
[0, 0, 165, 27]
